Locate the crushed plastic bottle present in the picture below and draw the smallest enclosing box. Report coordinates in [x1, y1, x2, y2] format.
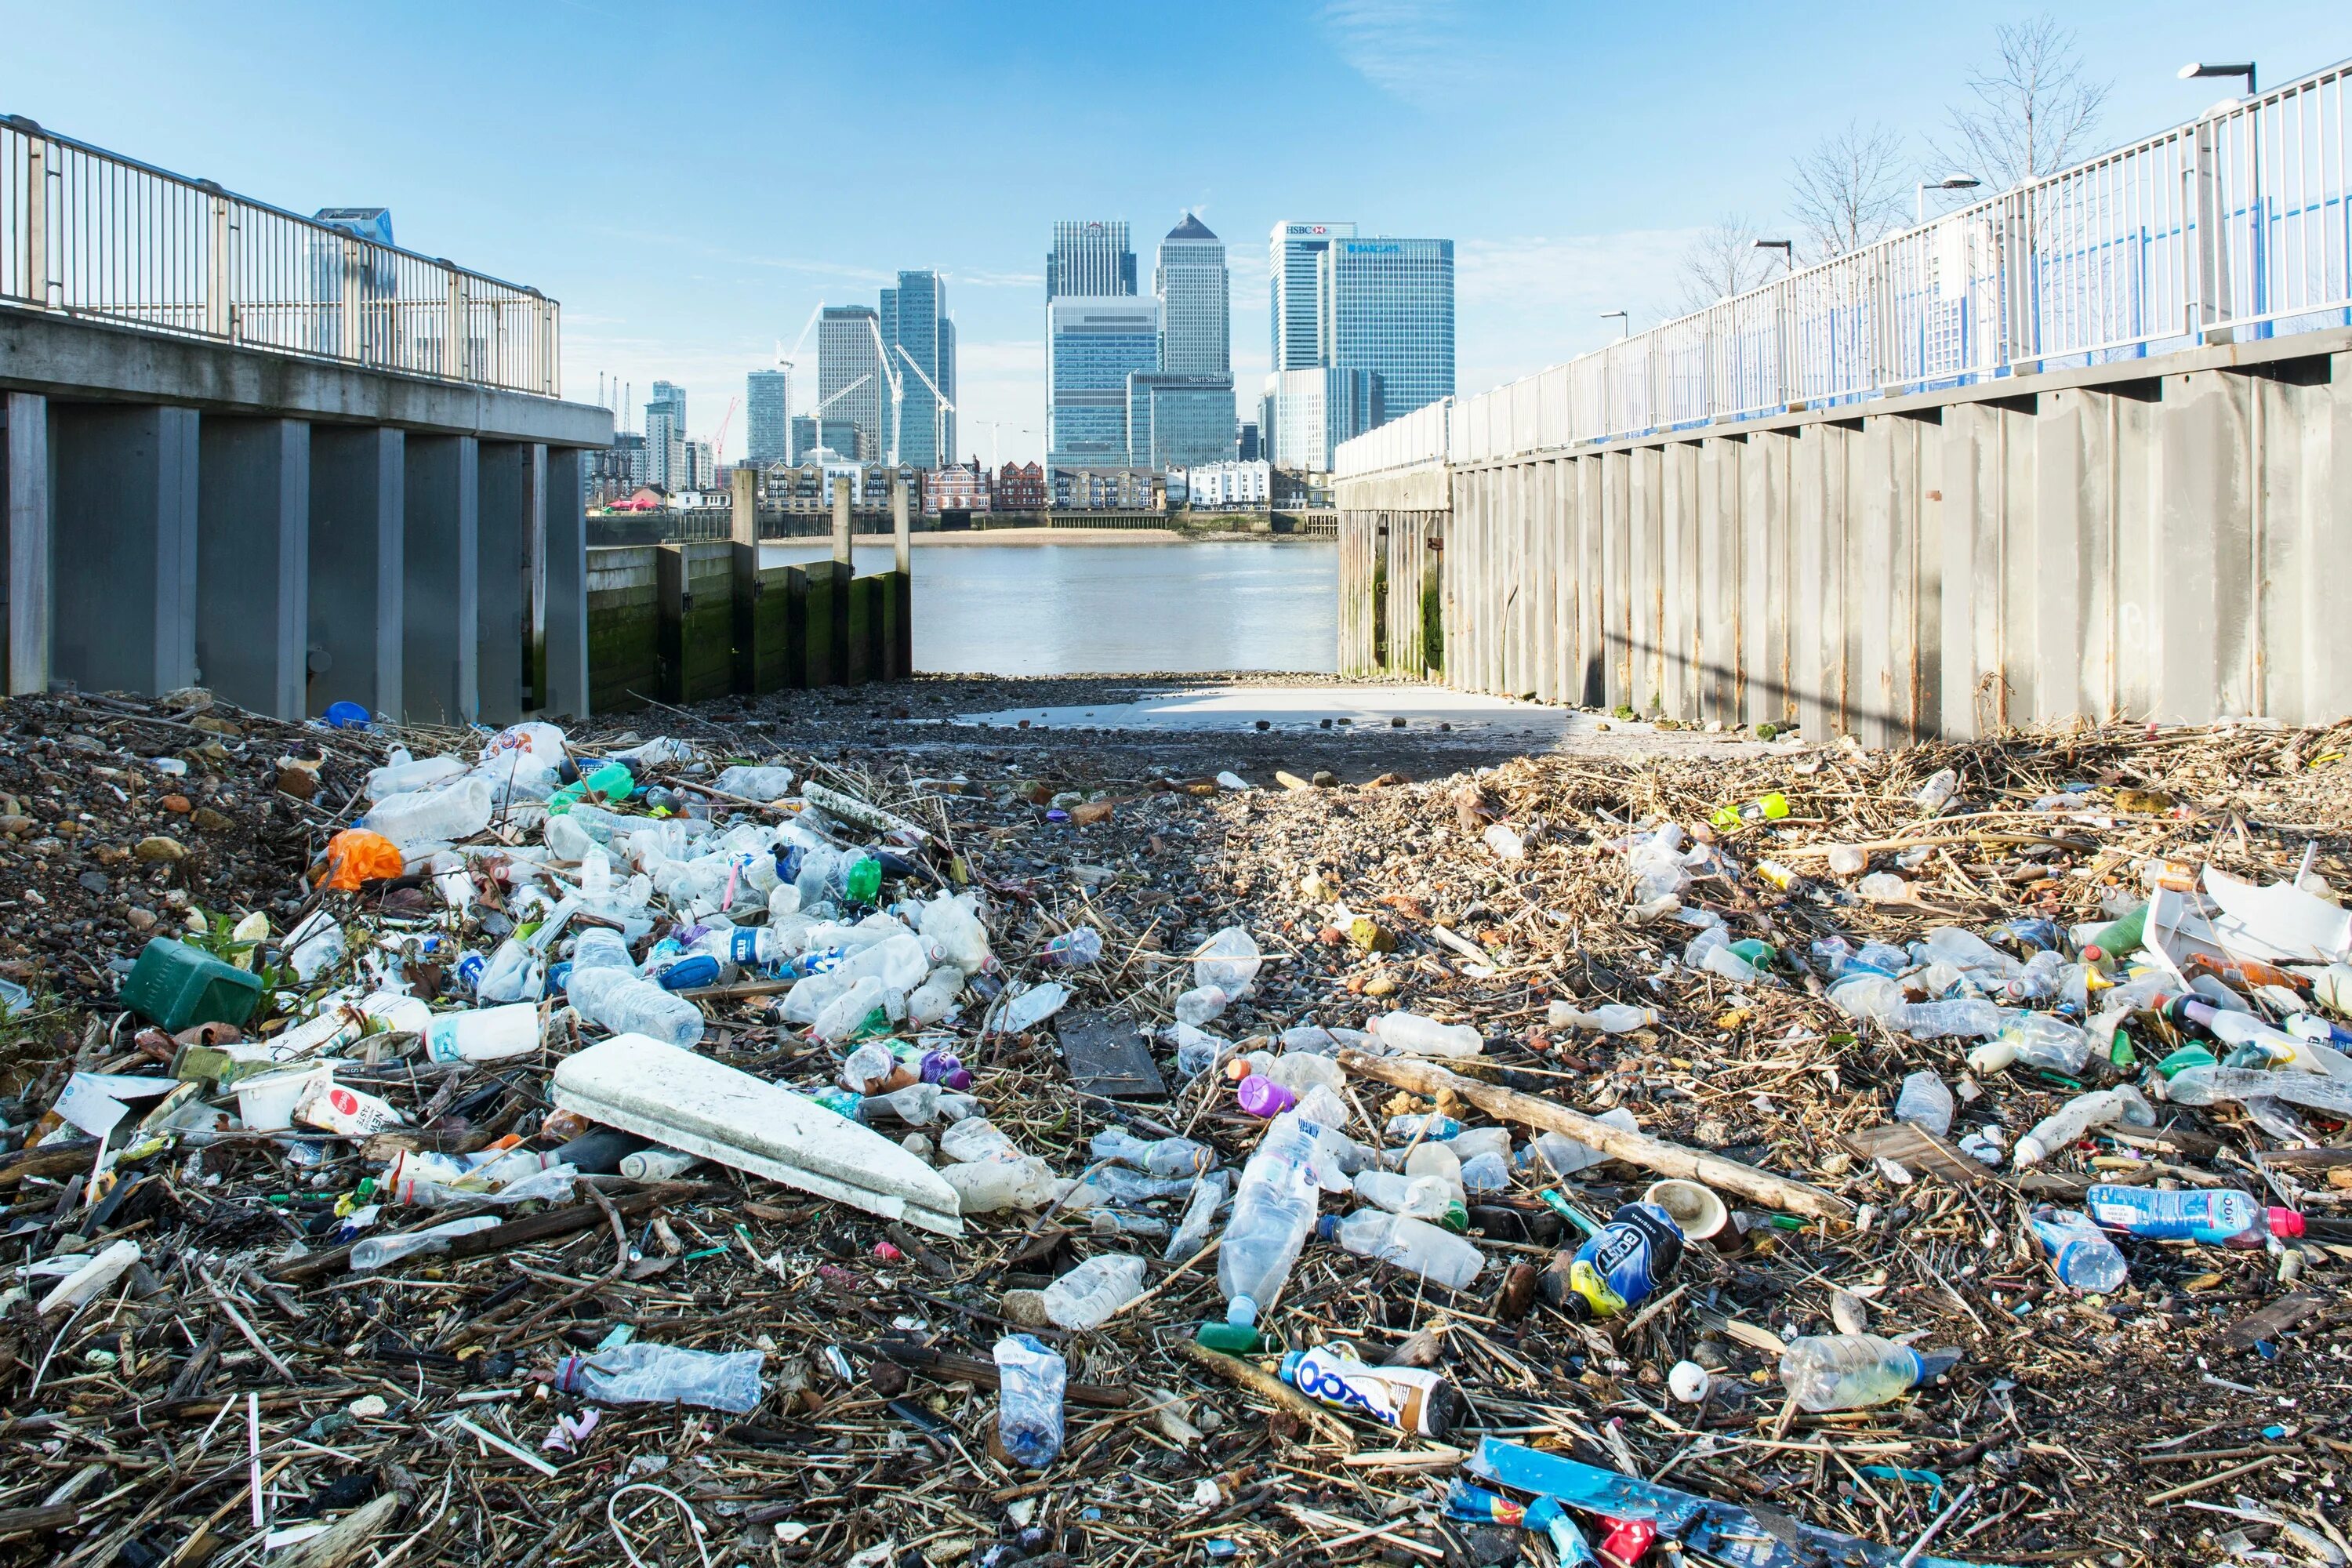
[1969, 1012, 2092, 1076]
[996, 981, 1070, 1034]
[1911, 768, 1959, 815]
[2164, 1064, 2352, 1118]
[1779, 1334, 1961, 1411]
[2013, 1086, 2156, 1166]
[1857, 872, 1911, 904]
[1040, 1253, 1148, 1330]
[2031, 1207, 2128, 1292]
[993, 1334, 1066, 1467]
[1352, 1170, 1468, 1230]
[1517, 1108, 1641, 1178]
[1193, 926, 1262, 995]
[1174, 984, 1232, 1027]
[1887, 997, 2009, 1039]
[350, 1214, 503, 1272]
[1893, 1071, 1955, 1137]
[566, 966, 706, 1049]
[1546, 1001, 1655, 1033]
[1542, 1202, 1682, 1322]
[1042, 927, 1105, 968]
[713, 764, 796, 802]
[423, 1003, 543, 1064]
[1165, 1170, 1230, 1262]
[1091, 1128, 1213, 1177]
[552, 1342, 767, 1414]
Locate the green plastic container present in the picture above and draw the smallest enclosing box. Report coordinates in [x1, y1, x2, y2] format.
[121, 937, 263, 1033]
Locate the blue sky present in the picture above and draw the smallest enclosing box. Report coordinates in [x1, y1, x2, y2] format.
[9, 1, 2345, 463]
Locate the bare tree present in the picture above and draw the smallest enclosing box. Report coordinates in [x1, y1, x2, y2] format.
[1933, 15, 2111, 193]
[1788, 121, 1911, 260]
[1676, 214, 1777, 314]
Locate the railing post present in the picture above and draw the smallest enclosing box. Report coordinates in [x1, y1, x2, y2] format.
[2186, 117, 2228, 339]
[205, 193, 231, 339]
[338, 237, 361, 361]
[20, 129, 49, 309]
[444, 269, 465, 380]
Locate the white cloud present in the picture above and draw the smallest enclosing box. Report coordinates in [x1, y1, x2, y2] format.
[1319, 0, 1494, 106]
[1452, 227, 1704, 393]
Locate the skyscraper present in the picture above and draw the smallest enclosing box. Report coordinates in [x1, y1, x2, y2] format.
[817, 305, 884, 461]
[1268, 221, 1356, 371]
[880, 270, 953, 468]
[1156, 214, 1229, 375]
[1127, 373, 1239, 470]
[644, 380, 688, 490]
[1047, 220, 1136, 299]
[746, 369, 789, 464]
[1047, 297, 1160, 468]
[1327, 238, 1454, 419]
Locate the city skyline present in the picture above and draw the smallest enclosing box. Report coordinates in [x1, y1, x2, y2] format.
[22, 1, 2339, 467]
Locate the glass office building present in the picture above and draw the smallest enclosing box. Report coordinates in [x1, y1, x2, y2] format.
[1047, 298, 1160, 466]
[1326, 238, 1454, 419]
[1156, 214, 1230, 376]
[816, 306, 884, 460]
[1047, 220, 1137, 299]
[746, 369, 789, 464]
[880, 270, 953, 468]
[1127, 373, 1236, 470]
[1268, 220, 1356, 372]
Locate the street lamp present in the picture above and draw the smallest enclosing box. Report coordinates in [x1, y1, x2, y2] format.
[1753, 239, 1794, 274]
[1916, 175, 1980, 223]
[2179, 60, 2256, 96]
[1599, 309, 1628, 339]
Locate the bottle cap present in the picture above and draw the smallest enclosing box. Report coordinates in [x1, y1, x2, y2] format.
[1225, 1297, 1259, 1330]
[1911, 1345, 1964, 1385]
[1315, 1214, 1340, 1241]
[2267, 1207, 2304, 1239]
[1236, 1076, 1295, 1117]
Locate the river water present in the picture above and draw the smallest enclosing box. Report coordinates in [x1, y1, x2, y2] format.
[757, 539, 1336, 676]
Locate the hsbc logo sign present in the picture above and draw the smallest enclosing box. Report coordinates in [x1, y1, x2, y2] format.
[1286, 224, 1327, 236]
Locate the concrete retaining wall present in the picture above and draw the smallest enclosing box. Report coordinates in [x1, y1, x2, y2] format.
[1338, 343, 2352, 739]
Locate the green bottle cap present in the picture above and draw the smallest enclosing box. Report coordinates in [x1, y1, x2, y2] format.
[2155, 1043, 2217, 1080]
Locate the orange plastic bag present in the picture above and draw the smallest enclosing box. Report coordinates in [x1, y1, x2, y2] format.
[315, 829, 405, 891]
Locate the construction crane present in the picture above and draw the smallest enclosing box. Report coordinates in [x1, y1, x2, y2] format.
[804, 376, 869, 460]
[894, 344, 956, 470]
[970, 420, 1032, 471]
[776, 303, 824, 460]
[710, 395, 739, 469]
[861, 315, 905, 469]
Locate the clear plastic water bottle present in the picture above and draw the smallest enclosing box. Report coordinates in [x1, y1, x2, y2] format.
[1215, 1112, 1324, 1327]
[1969, 1013, 2091, 1075]
[1317, 1210, 1486, 1290]
[1352, 1171, 1467, 1230]
[2013, 1086, 2154, 1166]
[551, 1342, 767, 1414]
[1171, 1023, 1236, 1079]
[1040, 1254, 1147, 1330]
[1367, 1012, 1483, 1058]
[1893, 1071, 1954, 1136]
[367, 775, 494, 849]
[1175, 984, 1232, 1026]
[350, 1214, 502, 1272]
[1089, 1128, 1213, 1177]
[2031, 1207, 2128, 1291]
[993, 1334, 1066, 1467]
[1779, 1334, 1962, 1411]
[1458, 1149, 1511, 1194]
[1042, 927, 1105, 968]
[566, 967, 706, 1049]
[1888, 998, 2009, 1039]
[2166, 1065, 2352, 1118]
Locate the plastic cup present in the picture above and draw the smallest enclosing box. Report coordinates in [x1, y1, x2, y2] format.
[1643, 1178, 1728, 1240]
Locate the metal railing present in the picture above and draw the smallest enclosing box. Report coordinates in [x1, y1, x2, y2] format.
[2, 114, 560, 396]
[1339, 54, 2352, 474]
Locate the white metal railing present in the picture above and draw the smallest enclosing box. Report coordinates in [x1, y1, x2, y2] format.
[1338, 55, 2352, 475]
[2, 114, 560, 396]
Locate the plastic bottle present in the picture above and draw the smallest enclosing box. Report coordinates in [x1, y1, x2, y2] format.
[1194, 926, 1262, 994]
[1042, 928, 1105, 968]
[862, 1083, 943, 1123]
[1458, 1150, 1512, 1195]
[1265, 1051, 1345, 1096]
[1171, 1023, 1236, 1079]
[547, 762, 636, 816]
[1352, 1170, 1468, 1230]
[993, 1334, 1066, 1467]
[940, 1155, 1059, 1213]
[551, 1343, 767, 1414]
[2172, 997, 2352, 1080]
[1215, 1112, 1325, 1327]
[1911, 768, 1959, 815]
[367, 750, 466, 800]
[713, 764, 796, 802]
[1165, 1170, 1230, 1261]
[1893, 1071, 1955, 1137]
[2165, 1065, 2352, 1117]
[1857, 872, 1911, 904]
[367, 775, 495, 850]
[1236, 1074, 1295, 1117]
[1887, 997, 2009, 1039]
[1779, 1335, 1961, 1411]
[37, 1240, 143, 1315]
[1368, 1012, 1483, 1058]
[1829, 975, 1904, 1022]
[996, 981, 1070, 1034]
[1403, 1138, 1465, 1196]
[2082, 1185, 2298, 1247]
[566, 966, 706, 1049]
[694, 923, 791, 974]
[811, 975, 895, 1042]
[1443, 1127, 1512, 1163]
[423, 1003, 543, 1065]
[1709, 791, 1791, 830]
[920, 891, 991, 974]
[1174, 984, 1232, 1027]
[2013, 1087, 2153, 1166]
[1318, 1210, 1485, 1289]
[350, 1214, 503, 1272]
[571, 926, 635, 972]
[1040, 1253, 1148, 1330]
[1968, 1013, 2091, 1076]
[1090, 1128, 1213, 1178]
[2030, 1207, 2128, 1292]
[1545, 1002, 1656, 1033]
[1518, 1109, 1642, 1178]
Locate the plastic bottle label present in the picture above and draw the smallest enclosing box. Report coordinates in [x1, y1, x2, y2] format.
[1279, 1346, 1453, 1435]
[1566, 1203, 1685, 1319]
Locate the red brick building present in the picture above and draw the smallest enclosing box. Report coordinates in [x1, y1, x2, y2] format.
[994, 460, 1046, 511]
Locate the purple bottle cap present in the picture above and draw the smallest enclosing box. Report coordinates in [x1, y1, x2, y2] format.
[922, 1051, 973, 1091]
[1236, 1075, 1296, 1117]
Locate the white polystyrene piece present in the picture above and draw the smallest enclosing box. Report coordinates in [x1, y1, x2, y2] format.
[551, 1035, 963, 1235]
